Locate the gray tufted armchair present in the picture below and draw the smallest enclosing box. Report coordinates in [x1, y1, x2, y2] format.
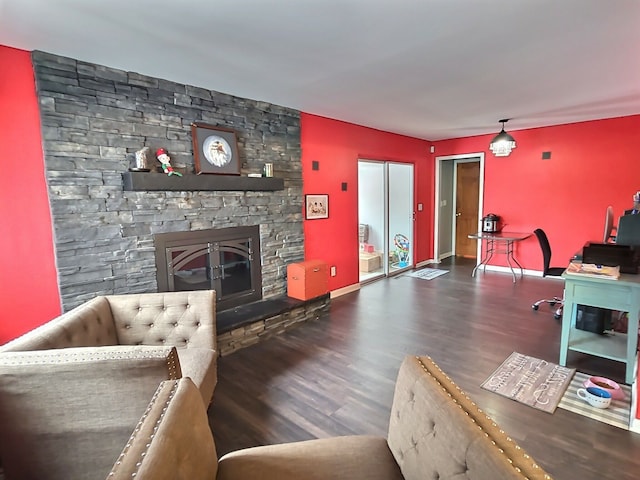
[0, 290, 218, 405]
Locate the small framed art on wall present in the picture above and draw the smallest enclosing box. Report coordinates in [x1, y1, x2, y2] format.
[305, 194, 329, 220]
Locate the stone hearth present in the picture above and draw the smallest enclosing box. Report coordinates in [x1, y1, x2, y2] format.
[216, 294, 330, 356]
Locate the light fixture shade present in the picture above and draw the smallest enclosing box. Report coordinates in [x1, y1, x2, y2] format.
[489, 120, 516, 157]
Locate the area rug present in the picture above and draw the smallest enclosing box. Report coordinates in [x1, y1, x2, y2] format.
[406, 268, 449, 280]
[481, 352, 575, 413]
[558, 371, 632, 430]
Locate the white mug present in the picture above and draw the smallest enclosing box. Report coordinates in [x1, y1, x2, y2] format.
[577, 387, 612, 409]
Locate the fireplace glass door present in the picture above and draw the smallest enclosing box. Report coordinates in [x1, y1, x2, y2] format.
[155, 226, 262, 311]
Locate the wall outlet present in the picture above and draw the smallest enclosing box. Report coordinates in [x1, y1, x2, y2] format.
[330, 266, 337, 277]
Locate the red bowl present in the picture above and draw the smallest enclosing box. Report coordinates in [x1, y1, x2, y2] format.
[583, 376, 624, 400]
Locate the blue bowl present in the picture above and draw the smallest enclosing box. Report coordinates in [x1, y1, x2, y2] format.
[587, 387, 612, 399]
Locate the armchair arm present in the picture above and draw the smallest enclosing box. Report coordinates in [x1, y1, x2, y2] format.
[107, 378, 218, 480]
[0, 296, 118, 352]
[387, 356, 552, 480]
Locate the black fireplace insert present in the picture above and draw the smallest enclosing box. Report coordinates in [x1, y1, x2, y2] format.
[154, 226, 262, 311]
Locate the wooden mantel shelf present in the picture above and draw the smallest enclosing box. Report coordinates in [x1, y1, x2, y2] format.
[122, 172, 285, 192]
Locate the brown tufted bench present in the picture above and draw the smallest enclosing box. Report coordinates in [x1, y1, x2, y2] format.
[0, 290, 218, 406]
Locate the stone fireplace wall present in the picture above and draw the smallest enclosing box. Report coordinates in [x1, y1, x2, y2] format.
[32, 51, 303, 312]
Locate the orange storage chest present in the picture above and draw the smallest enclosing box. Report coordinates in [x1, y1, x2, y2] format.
[287, 260, 328, 300]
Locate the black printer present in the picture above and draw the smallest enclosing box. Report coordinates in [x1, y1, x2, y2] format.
[581, 242, 639, 274]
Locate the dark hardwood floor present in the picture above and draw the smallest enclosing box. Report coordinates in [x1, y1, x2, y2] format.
[208, 257, 640, 479]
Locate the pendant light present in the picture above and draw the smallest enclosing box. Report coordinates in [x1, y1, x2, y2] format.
[489, 119, 516, 157]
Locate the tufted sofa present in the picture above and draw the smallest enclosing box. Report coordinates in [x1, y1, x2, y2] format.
[215, 355, 553, 480]
[0, 354, 552, 479]
[0, 290, 218, 405]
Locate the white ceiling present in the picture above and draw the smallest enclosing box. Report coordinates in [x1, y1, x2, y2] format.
[2, 0, 639, 140]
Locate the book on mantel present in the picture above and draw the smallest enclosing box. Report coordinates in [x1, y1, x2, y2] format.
[565, 261, 621, 280]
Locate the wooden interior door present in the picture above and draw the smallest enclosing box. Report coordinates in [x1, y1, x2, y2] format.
[455, 162, 480, 258]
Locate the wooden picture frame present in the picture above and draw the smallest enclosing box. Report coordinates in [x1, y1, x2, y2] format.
[191, 122, 240, 175]
[305, 194, 329, 220]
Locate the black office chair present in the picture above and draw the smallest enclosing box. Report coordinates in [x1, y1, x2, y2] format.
[531, 228, 565, 319]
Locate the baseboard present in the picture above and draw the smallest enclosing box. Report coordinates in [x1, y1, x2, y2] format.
[421, 261, 550, 278]
[416, 258, 438, 268]
[478, 265, 559, 278]
[330, 283, 360, 298]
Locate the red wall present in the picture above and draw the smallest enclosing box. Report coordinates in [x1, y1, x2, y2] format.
[432, 115, 640, 271]
[301, 114, 432, 291]
[3, 42, 640, 344]
[0, 46, 61, 343]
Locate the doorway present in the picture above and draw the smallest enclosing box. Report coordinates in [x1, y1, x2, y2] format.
[434, 153, 484, 261]
[455, 162, 480, 258]
[358, 160, 415, 283]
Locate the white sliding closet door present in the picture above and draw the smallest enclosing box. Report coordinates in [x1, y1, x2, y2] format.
[358, 160, 414, 283]
[387, 162, 414, 275]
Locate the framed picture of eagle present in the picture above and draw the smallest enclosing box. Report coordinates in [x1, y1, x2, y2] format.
[191, 122, 240, 175]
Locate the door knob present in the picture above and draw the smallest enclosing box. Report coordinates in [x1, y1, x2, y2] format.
[455, 212, 462, 217]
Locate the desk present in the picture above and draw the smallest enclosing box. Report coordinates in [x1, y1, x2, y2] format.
[468, 232, 531, 282]
[560, 270, 640, 384]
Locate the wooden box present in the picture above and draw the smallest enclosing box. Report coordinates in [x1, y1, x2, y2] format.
[287, 260, 328, 301]
[359, 252, 382, 272]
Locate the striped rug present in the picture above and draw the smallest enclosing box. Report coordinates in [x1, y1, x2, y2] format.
[558, 371, 632, 430]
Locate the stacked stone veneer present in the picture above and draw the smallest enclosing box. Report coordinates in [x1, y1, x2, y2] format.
[217, 297, 330, 356]
[32, 50, 305, 312]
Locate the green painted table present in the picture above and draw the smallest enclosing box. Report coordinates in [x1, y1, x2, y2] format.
[560, 270, 640, 384]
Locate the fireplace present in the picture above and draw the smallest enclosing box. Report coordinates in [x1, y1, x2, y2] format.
[154, 226, 262, 311]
